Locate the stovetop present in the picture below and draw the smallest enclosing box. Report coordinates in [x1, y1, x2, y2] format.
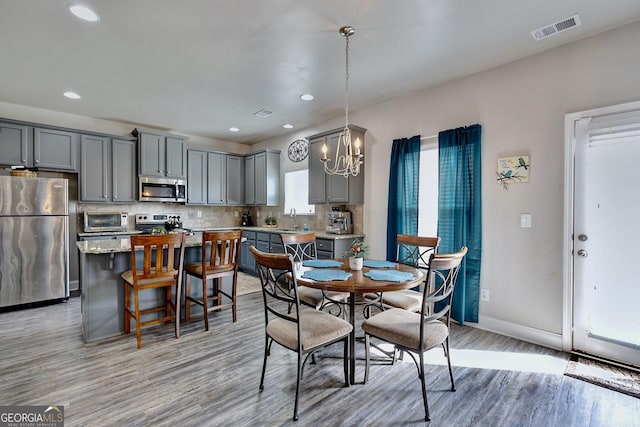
[135, 213, 183, 232]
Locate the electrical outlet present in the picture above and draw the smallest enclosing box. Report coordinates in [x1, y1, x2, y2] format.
[234, 211, 239, 218]
[481, 289, 490, 302]
[197, 211, 202, 218]
[520, 213, 532, 228]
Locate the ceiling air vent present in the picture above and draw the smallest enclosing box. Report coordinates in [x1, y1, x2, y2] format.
[254, 109, 273, 118]
[531, 13, 581, 41]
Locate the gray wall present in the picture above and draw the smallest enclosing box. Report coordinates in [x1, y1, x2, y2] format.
[254, 21, 640, 344]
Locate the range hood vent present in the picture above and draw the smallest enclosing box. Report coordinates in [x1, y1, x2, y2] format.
[531, 14, 581, 41]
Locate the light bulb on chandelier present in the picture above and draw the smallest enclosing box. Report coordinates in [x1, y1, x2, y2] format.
[321, 26, 363, 177]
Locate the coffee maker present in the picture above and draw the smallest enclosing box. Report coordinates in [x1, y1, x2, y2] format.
[326, 211, 353, 234]
[241, 211, 253, 226]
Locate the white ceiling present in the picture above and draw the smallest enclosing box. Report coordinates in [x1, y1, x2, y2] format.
[1, 1, 640, 144]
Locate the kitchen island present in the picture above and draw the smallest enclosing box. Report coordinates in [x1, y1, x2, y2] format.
[77, 232, 227, 343]
[77, 229, 364, 343]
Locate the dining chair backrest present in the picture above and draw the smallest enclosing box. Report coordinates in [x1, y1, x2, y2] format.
[280, 232, 317, 262]
[420, 246, 468, 328]
[129, 233, 186, 287]
[249, 246, 301, 327]
[396, 234, 440, 270]
[200, 229, 242, 274]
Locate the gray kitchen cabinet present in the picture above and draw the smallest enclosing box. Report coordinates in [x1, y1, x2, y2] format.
[226, 155, 244, 205]
[239, 230, 256, 273]
[0, 122, 29, 166]
[166, 136, 187, 178]
[188, 149, 242, 206]
[111, 139, 137, 202]
[207, 152, 226, 205]
[244, 154, 255, 204]
[187, 150, 206, 205]
[0, 122, 78, 171]
[244, 149, 280, 206]
[80, 135, 136, 202]
[308, 125, 366, 204]
[134, 128, 187, 179]
[34, 127, 78, 171]
[317, 237, 353, 260]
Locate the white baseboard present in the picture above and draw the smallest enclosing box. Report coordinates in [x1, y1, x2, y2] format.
[471, 315, 564, 351]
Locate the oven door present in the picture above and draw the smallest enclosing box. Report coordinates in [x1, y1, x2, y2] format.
[139, 177, 186, 202]
[84, 211, 128, 232]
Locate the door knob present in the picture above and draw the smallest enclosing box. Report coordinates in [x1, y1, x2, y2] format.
[577, 249, 588, 257]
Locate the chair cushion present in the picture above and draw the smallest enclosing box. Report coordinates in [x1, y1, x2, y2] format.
[292, 286, 349, 309]
[380, 290, 423, 312]
[267, 308, 352, 351]
[184, 262, 234, 278]
[121, 269, 177, 287]
[361, 308, 448, 351]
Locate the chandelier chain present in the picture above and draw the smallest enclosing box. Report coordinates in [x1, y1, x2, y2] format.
[344, 33, 350, 128]
[320, 25, 362, 177]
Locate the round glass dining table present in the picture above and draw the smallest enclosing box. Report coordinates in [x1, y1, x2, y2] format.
[294, 258, 424, 385]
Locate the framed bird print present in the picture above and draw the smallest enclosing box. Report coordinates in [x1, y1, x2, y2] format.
[496, 155, 530, 190]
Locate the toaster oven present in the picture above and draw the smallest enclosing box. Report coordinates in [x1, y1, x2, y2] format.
[83, 211, 129, 233]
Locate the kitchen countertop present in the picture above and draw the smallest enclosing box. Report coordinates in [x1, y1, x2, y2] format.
[76, 233, 206, 254]
[77, 230, 144, 238]
[240, 226, 365, 240]
[77, 227, 364, 255]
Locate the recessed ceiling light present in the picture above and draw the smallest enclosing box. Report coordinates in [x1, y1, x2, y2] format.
[229, 127, 240, 132]
[300, 94, 314, 101]
[283, 124, 294, 129]
[63, 91, 81, 99]
[68, 4, 100, 22]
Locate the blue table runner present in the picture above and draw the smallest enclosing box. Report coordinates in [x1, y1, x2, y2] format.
[301, 269, 352, 282]
[364, 270, 416, 283]
[302, 259, 343, 268]
[363, 259, 396, 268]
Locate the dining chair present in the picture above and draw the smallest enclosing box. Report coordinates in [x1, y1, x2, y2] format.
[249, 246, 352, 422]
[183, 230, 242, 331]
[122, 233, 186, 349]
[365, 235, 440, 314]
[280, 232, 349, 315]
[362, 246, 467, 422]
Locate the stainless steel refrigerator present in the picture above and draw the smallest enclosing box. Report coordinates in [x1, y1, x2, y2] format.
[0, 176, 69, 308]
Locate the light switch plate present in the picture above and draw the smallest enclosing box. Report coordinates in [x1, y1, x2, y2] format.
[520, 213, 532, 228]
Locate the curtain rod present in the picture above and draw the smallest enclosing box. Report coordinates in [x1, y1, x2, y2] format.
[420, 134, 437, 140]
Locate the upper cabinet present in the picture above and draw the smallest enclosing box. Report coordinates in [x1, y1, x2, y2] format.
[226, 155, 244, 205]
[0, 121, 78, 172]
[245, 150, 280, 206]
[308, 125, 366, 204]
[187, 150, 207, 205]
[79, 135, 136, 203]
[133, 128, 187, 179]
[187, 150, 244, 206]
[207, 152, 226, 205]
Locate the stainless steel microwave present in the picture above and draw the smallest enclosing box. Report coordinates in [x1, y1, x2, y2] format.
[139, 176, 187, 203]
[84, 211, 129, 233]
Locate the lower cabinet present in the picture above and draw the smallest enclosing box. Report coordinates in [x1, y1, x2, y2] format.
[239, 231, 356, 275]
[239, 231, 256, 273]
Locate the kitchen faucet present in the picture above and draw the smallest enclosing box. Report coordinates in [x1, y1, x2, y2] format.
[289, 208, 298, 230]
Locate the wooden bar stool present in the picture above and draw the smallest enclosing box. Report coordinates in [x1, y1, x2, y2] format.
[121, 233, 186, 349]
[184, 230, 242, 331]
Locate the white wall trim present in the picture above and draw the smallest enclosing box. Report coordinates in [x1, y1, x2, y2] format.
[474, 316, 564, 351]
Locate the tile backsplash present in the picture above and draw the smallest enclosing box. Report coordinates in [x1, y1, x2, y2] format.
[77, 202, 364, 234]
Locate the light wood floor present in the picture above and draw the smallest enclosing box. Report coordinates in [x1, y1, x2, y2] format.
[1, 293, 638, 427]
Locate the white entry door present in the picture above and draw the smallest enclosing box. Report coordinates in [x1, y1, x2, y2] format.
[572, 107, 640, 367]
